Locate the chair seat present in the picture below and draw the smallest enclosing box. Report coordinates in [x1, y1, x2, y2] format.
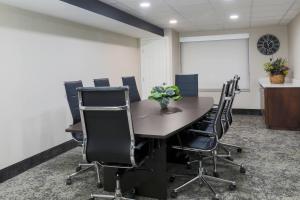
[187, 135, 217, 150]
[96, 140, 149, 168]
[176, 133, 217, 151]
[195, 121, 214, 132]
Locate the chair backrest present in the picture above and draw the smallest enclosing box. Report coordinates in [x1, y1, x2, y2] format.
[213, 81, 231, 139]
[64, 80, 83, 141]
[222, 80, 234, 130]
[122, 76, 141, 102]
[94, 78, 110, 87]
[225, 75, 241, 125]
[78, 86, 136, 167]
[175, 74, 198, 97]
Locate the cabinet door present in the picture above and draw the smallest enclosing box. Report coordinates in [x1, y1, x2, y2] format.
[266, 88, 300, 130]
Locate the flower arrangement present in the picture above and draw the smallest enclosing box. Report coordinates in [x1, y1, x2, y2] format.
[148, 85, 182, 109]
[264, 58, 289, 75]
[264, 58, 289, 84]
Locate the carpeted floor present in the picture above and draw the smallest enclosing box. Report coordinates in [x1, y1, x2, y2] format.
[0, 115, 299, 200]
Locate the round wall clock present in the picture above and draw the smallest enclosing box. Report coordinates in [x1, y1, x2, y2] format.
[257, 34, 280, 55]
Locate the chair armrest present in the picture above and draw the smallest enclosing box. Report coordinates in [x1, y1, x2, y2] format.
[198, 120, 213, 124]
[135, 140, 148, 150]
[188, 129, 215, 137]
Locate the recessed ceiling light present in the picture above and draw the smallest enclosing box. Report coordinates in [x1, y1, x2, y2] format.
[169, 19, 178, 24]
[140, 2, 150, 8]
[230, 14, 239, 20]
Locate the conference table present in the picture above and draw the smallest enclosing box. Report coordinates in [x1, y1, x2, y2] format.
[66, 97, 214, 199]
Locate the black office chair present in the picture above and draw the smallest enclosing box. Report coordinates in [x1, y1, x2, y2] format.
[215, 75, 243, 155]
[122, 76, 141, 102]
[64, 81, 102, 188]
[208, 75, 241, 126]
[175, 74, 198, 97]
[170, 82, 236, 200]
[191, 79, 245, 177]
[205, 75, 242, 151]
[94, 78, 110, 87]
[77, 86, 149, 200]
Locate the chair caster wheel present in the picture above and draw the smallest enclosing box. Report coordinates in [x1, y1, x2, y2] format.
[186, 163, 191, 169]
[213, 172, 220, 178]
[170, 190, 177, 198]
[237, 148, 242, 153]
[75, 166, 82, 172]
[169, 176, 175, 183]
[240, 166, 246, 174]
[212, 194, 220, 200]
[126, 188, 136, 199]
[226, 156, 234, 161]
[66, 178, 72, 185]
[97, 182, 103, 188]
[229, 184, 237, 191]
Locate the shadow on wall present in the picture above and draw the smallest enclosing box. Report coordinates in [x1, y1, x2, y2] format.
[0, 4, 138, 48]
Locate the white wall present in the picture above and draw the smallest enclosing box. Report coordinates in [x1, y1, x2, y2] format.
[165, 29, 181, 83]
[140, 29, 180, 98]
[180, 26, 289, 109]
[288, 13, 300, 79]
[0, 4, 140, 170]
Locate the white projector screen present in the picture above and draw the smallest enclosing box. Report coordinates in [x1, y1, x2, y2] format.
[181, 37, 250, 90]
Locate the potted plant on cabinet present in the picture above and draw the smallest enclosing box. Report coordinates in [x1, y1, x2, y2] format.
[264, 58, 289, 84]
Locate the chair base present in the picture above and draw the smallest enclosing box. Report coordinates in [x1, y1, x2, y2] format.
[170, 160, 236, 200]
[90, 194, 133, 200]
[219, 142, 242, 153]
[90, 173, 135, 200]
[66, 162, 102, 188]
[200, 148, 246, 176]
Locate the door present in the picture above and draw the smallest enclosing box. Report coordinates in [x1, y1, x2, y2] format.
[140, 37, 171, 99]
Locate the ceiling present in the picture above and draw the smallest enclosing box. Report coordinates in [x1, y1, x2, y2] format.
[0, 0, 300, 36]
[100, 0, 300, 32]
[0, 0, 159, 38]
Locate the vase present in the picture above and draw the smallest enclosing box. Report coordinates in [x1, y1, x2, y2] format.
[159, 101, 169, 110]
[269, 74, 285, 84]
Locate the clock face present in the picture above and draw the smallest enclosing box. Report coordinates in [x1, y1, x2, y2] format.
[257, 34, 280, 55]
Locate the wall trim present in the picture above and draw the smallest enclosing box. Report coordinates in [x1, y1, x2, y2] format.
[61, 0, 164, 36]
[0, 140, 77, 183]
[233, 109, 262, 115]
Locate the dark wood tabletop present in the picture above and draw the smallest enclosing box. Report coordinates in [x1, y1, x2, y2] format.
[65, 97, 214, 139]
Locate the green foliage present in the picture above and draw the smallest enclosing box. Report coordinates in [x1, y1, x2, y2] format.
[148, 85, 182, 103]
[264, 58, 289, 75]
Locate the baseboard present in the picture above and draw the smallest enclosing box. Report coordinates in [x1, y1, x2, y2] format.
[232, 109, 262, 115]
[0, 140, 77, 183]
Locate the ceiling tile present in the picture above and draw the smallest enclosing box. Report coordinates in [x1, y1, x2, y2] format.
[253, 0, 294, 6]
[3, 0, 298, 34]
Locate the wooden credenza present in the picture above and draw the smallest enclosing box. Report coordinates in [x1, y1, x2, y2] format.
[260, 79, 300, 131]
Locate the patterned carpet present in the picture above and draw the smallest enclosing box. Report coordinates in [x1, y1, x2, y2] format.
[0, 115, 299, 200]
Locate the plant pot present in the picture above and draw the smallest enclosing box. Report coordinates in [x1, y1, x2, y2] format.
[269, 74, 285, 84]
[160, 102, 169, 110]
